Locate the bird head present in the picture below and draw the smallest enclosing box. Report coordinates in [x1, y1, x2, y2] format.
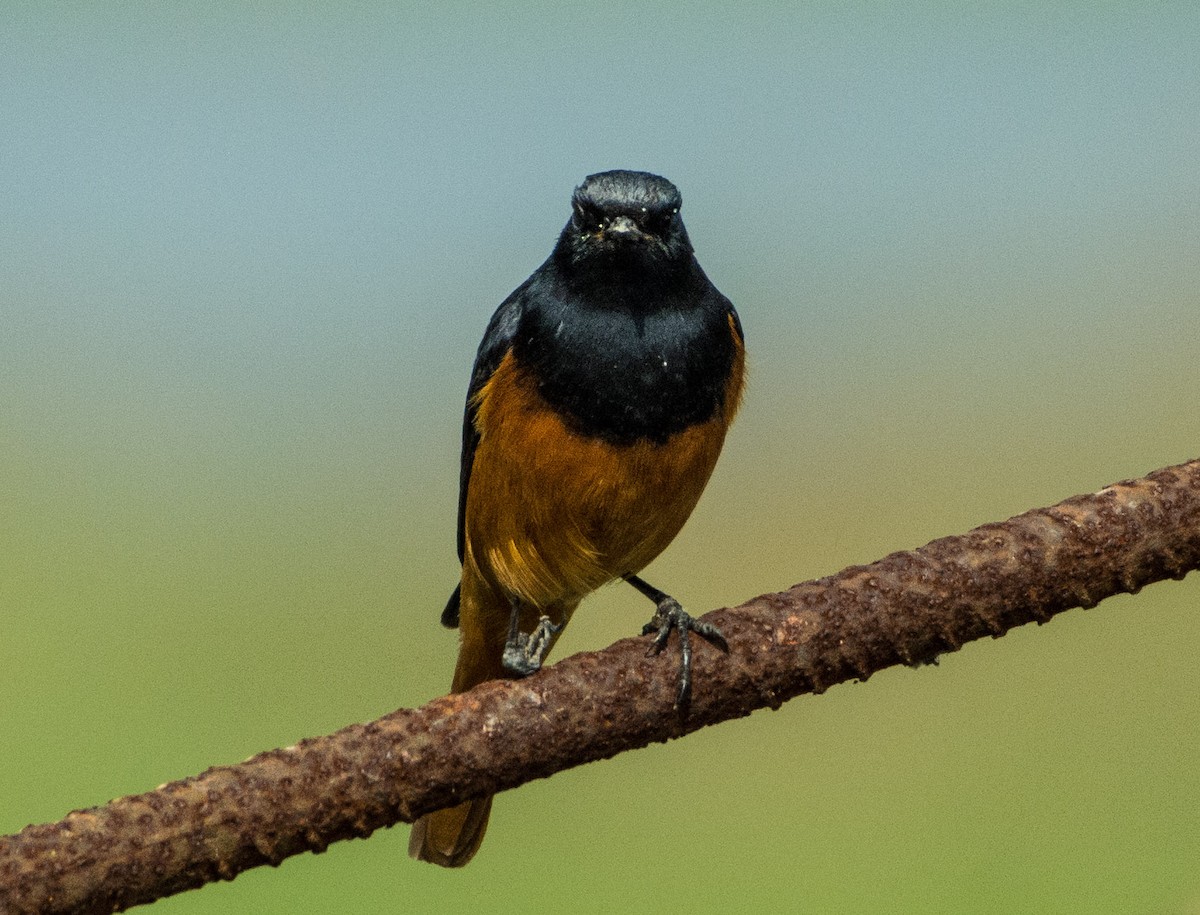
[559, 170, 693, 270]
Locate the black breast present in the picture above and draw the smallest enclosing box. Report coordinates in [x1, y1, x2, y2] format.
[514, 288, 736, 446]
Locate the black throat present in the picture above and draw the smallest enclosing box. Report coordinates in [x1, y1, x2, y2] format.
[513, 255, 736, 446]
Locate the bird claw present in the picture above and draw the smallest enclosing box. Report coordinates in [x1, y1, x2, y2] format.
[502, 614, 563, 677]
[642, 597, 729, 708]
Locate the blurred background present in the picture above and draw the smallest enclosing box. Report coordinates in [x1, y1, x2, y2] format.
[2, 3, 1198, 912]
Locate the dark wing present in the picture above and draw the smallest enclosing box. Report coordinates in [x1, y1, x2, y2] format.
[457, 291, 525, 562]
[441, 289, 525, 628]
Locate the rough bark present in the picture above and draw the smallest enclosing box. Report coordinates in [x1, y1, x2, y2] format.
[2, 459, 1198, 914]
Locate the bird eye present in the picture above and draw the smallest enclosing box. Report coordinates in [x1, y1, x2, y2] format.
[573, 201, 605, 232]
[644, 208, 676, 235]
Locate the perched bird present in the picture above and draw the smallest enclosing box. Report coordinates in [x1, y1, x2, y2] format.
[409, 169, 745, 867]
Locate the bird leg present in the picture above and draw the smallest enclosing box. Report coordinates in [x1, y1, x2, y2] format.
[501, 599, 563, 677]
[625, 574, 729, 707]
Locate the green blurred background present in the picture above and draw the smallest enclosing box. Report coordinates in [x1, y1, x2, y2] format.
[3, 3, 1198, 912]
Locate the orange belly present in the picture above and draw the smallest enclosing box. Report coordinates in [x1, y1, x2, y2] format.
[464, 337, 743, 617]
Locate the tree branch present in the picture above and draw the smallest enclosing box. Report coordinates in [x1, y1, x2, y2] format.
[3, 459, 1198, 914]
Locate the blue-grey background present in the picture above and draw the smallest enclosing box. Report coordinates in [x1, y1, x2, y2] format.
[3, 3, 1198, 912]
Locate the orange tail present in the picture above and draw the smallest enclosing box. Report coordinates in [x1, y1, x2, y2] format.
[409, 577, 575, 867]
[408, 629, 497, 866]
[408, 795, 494, 867]
[408, 635, 501, 867]
[409, 579, 511, 868]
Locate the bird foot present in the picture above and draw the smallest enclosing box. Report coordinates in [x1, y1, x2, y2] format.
[642, 597, 729, 708]
[502, 614, 563, 677]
